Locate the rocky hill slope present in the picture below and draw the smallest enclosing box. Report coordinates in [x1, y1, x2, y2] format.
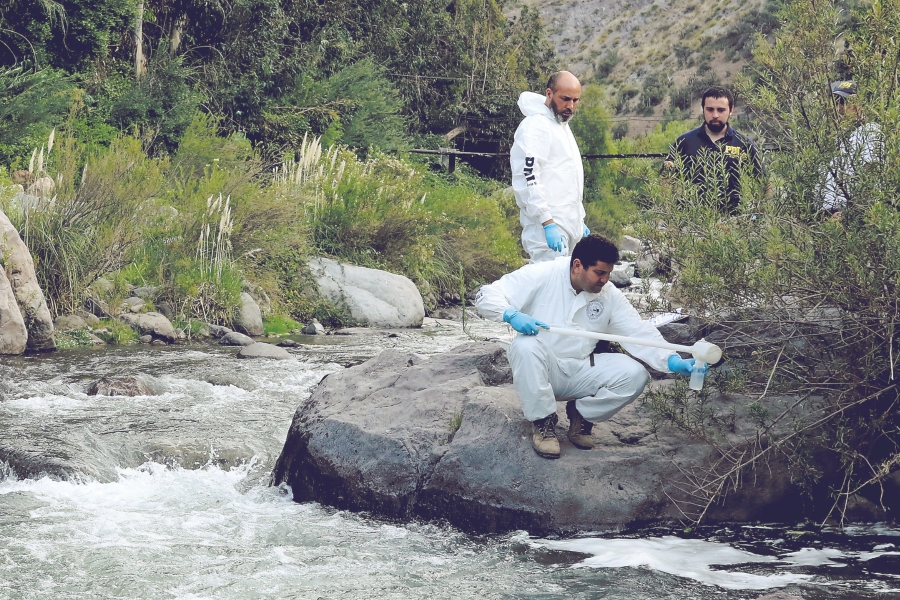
[507, 0, 778, 120]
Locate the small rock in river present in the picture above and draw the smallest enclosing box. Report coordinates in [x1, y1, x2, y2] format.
[87, 376, 157, 397]
[237, 342, 292, 360]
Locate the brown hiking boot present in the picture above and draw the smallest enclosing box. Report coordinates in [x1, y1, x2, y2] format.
[531, 413, 560, 459]
[566, 401, 595, 450]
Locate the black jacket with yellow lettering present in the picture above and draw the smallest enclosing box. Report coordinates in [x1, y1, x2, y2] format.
[668, 125, 765, 213]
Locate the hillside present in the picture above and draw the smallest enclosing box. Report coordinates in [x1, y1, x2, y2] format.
[507, 0, 779, 132]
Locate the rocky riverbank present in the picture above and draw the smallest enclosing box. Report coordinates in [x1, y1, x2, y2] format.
[271, 336, 892, 535]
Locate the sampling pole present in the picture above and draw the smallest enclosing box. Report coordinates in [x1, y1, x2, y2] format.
[544, 326, 722, 364]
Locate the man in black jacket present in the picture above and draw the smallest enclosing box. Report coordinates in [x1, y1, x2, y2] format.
[666, 87, 765, 213]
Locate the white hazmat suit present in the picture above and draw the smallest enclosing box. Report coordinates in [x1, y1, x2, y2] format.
[510, 91, 586, 262]
[475, 257, 676, 423]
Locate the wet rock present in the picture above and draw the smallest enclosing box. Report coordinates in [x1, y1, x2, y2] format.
[207, 324, 233, 339]
[233, 292, 264, 336]
[0, 209, 55, 351]
[220, 331, 254, 346]
[0, 445, 83, 481]
[278, 338, 300, 347]
[273, 343, 804, 535]
[237, 342, 292, 360]
[308, 257, 425, 327]
[87, 376, 157, 397]
[139, 335, 152, 344]
[54, 314, 88, 331]
[205, 373, 258, 390]
[150, 339, 167, 346]
[120, 312, 176, 343]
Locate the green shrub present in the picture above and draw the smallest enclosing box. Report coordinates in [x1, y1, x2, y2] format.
[635, 0, 900, 525]
[109, 45, 201, 155]
[95, 319, 140, 344]
[6, 133, 166, 315]
[263, 315, 303, 335]
[55, 329, 96, 349]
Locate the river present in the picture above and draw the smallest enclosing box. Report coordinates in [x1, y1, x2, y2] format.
[1, 318, 898, 599]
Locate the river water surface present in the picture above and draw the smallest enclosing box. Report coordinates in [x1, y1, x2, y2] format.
[1, 319, 899, 599]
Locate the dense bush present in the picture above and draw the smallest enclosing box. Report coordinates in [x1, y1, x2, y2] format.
[636, 0, 900, 524]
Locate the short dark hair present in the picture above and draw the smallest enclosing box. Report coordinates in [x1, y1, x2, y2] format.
[571, 233, 619, 268]
[701, 86, 735, 110]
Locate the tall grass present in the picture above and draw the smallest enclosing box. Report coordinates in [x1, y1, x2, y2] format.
[4, 132, 165, 315]
[271, 137, 523, 306]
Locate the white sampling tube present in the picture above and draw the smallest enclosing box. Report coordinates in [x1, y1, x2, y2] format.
[543, 327, 723, 365]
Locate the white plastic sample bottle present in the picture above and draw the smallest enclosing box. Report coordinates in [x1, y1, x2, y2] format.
[689, 361, 707, 390]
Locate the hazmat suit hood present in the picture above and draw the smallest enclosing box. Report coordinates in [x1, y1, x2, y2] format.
[510, 92, 585, 261]
[517, 91, 552, 119]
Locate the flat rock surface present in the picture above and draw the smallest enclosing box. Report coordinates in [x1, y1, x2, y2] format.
[273, 342, 805, 535]
[237, 342, 292, 360]
[220, 331, 255, 346]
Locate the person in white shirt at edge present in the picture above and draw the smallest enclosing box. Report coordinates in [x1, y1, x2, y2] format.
[510, 70, 588, 262]
[475, 234, 699, 459]
[820, 80, 883, 219]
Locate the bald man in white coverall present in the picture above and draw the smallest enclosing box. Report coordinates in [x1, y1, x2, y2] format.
[511, 71, 588, 262]
[475, 234, 698, 459]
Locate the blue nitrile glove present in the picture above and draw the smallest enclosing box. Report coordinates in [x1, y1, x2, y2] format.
[503, 308, 549, 336]
[583, 224, 590, 238]
[543, 223, 565, 252]
[668, 354, 696, 376]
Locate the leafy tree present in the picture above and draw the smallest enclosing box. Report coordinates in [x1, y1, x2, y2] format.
[109, 44, 201, 154]
[0, 66, 71, 167]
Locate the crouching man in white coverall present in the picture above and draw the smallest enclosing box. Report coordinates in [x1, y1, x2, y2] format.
[475, 234, 697, 459]
[511, 71, 588, 262]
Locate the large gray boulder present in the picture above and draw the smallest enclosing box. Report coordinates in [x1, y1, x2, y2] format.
[0, 267, 27, 354]
[273, 342, 809, 535]
[0, 209, 55, 351]
[233, 292, 264, 336]
[308, 257, 425, 327]
[119, 312, 176, 343]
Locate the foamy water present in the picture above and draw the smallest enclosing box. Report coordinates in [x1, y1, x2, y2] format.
[0, 319, 897, 599]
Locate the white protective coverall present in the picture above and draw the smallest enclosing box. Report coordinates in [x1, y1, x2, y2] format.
[475, 257, 676, 423]
[820, 122, 882, 212]
[510, 91, 586, 262]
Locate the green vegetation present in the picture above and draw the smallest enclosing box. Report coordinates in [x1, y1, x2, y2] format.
[263, 316, 303, 336]
[54, 329, 97, 350]
[0, 0, 572, 328]
[93, 319, 140, 345]
[635, 0, 900, 525]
